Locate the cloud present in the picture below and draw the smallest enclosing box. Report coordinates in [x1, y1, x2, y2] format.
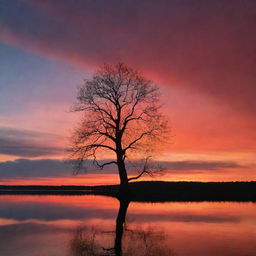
[0, 158, 243, 179]
[0, 159, 71, 178]
[0, 127, 64, 157]
[1, 0, 256, 117]
[158, 160, 242, 171]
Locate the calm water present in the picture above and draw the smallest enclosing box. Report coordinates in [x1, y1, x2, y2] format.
[0, 195, 255, 256]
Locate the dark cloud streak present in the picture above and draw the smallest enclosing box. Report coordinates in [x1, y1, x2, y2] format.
[0, 158, 244, 178]
[0, 127, 64, 157]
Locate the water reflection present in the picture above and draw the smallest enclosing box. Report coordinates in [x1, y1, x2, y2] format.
[0, 195, 256, 256]
[70, 199, 173, 256]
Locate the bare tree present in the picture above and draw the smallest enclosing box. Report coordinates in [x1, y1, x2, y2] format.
[70, 63, 168, 189]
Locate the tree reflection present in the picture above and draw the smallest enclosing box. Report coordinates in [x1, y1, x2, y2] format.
[69, 198, 173, 256]
[70, 226, 100, 256]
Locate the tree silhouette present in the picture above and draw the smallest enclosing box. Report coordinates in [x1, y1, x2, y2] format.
[70, 63, 168, 189]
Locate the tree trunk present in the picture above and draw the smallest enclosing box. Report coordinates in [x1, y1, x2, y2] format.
[116, 135, 128, 189]
[116, 154, 130, 198]
[117, 159, 128, 185]
[115, 129, 130, 197]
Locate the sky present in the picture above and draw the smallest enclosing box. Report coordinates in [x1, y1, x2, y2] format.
[0, 0, 255, 184]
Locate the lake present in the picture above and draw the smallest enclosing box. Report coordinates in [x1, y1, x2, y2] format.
[0, 195, 255, 256]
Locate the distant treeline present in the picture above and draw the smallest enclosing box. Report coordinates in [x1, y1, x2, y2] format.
[0, 181, 255, 202]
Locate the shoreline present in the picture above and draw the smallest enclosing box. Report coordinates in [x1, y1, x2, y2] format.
[0, 181, 255, 202]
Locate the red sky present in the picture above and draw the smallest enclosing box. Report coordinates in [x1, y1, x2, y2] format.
[0, 0, 255, 183]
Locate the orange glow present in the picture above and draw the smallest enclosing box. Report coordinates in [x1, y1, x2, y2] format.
[0, 195, 118, 209]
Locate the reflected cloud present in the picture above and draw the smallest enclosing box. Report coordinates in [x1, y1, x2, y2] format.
[0, 198, 242, 223]
[0, 201, 116, 221]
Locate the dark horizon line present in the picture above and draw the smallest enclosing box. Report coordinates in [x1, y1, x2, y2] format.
[0, 180, 255, 188]
[0, 181, 255, 203]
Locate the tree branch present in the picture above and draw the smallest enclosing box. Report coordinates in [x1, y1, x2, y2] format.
[94, 160, 117, 170]
[123, 131, 150, 152]
[128, 157, 151, 181]
[88, 144, 116, 152]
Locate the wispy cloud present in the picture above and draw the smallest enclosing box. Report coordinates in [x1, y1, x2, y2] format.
[0, 127, 64, 157]
[158, 160, 243, 171]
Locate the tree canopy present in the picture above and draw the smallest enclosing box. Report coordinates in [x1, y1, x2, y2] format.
[70, 63, 168, 187]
